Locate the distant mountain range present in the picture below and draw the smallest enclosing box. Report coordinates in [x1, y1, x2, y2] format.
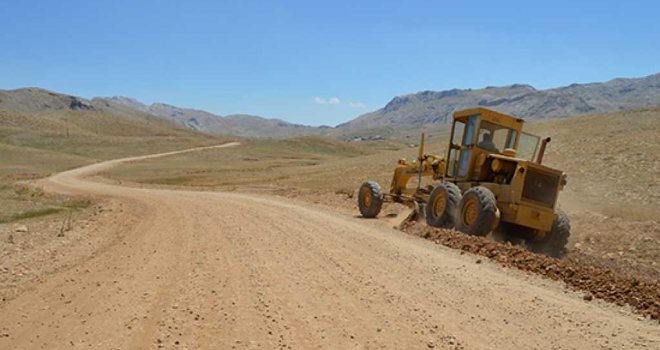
[339, 73, 660, 130]
[0, 88, 324, 139]
[94, 97, 327, 138]
[1, 72, 658, 139]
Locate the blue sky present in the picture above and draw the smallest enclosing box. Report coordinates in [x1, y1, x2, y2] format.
[1, 1, 658, 126]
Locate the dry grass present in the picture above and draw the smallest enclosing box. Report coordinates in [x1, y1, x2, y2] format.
[0, 183, 91, 228]
[0, 107, 225, 220]
[104, 136, 406, 191]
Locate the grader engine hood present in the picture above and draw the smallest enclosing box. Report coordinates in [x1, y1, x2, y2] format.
[516, 161, 565, 209]
[484, 153, 566, 210]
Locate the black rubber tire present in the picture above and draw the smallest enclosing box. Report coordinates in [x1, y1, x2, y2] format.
[425, 182, 462, 228]
[455, 186, 499, 236]
[528, 209, 571, 257]
[358, 181, 383, 218]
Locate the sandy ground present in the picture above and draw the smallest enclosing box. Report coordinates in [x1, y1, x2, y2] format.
[0, 144, 658, 349]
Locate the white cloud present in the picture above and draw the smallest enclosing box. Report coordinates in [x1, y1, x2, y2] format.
[314, 96, 341, 105]
[349, 101, 366, 108]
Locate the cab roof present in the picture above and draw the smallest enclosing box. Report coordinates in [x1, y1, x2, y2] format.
[452, 107, 525, 130]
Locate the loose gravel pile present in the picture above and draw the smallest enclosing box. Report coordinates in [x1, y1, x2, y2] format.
[401, 221, 660, 320]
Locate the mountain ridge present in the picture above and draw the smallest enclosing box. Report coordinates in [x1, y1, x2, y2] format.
[338, 73, 660, 130]
[96, 96, 324, 138]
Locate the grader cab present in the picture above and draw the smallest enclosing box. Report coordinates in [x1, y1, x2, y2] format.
[358, 107, 570, 256]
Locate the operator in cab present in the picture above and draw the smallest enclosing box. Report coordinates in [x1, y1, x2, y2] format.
[478, 132, 499, 153]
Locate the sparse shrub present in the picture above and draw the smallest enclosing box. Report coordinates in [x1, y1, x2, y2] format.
[59, 212, 73, 237]
[13, 185, 30, 196]
[30, 187, 45, 197]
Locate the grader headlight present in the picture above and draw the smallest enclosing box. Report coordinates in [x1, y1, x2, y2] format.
[491, 158, 503, 173]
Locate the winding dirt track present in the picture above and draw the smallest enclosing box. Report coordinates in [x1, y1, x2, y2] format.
[1, 144, 657, 349]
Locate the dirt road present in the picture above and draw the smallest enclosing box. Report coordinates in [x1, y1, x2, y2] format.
[1, 144, 657, 349]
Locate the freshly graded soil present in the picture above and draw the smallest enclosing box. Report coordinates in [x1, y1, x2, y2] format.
[401, 220, 660, 320]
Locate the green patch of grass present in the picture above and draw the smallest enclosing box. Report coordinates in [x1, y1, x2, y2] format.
[144, 176, 195, 186]
[0, 207, 62, 223]
[62, 199, 92, 209]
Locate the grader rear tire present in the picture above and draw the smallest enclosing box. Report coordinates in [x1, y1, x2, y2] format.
[425, 182, 461, 228]
[528, 209, 571, 257]
[455, 186, 499, 236]
[358, 181, 383, 218]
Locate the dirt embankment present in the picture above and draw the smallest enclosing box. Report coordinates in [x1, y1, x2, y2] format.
[401, 221, 660, 320]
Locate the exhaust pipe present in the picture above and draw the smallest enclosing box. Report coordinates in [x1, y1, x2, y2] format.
[417, 132, 425, 189]
[536, 137, 551, 164]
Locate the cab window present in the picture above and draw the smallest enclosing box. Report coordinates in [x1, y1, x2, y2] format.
[457, 114, 479, 177]
[463, 114, 478, 145]
[517, 132, 540, 161]
[477, 121, 518, 153]
[447, 114, 479, 178]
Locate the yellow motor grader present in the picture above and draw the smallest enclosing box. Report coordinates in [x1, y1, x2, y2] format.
[358, 107, 570, 256]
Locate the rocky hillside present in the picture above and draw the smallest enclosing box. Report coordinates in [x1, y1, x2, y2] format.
[339, 73, 660, 130]
[97, 97, 326, 139]
[0, 88, 95, 114]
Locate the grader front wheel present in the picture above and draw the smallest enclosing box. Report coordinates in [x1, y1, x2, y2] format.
[358, 181, 384, 218]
